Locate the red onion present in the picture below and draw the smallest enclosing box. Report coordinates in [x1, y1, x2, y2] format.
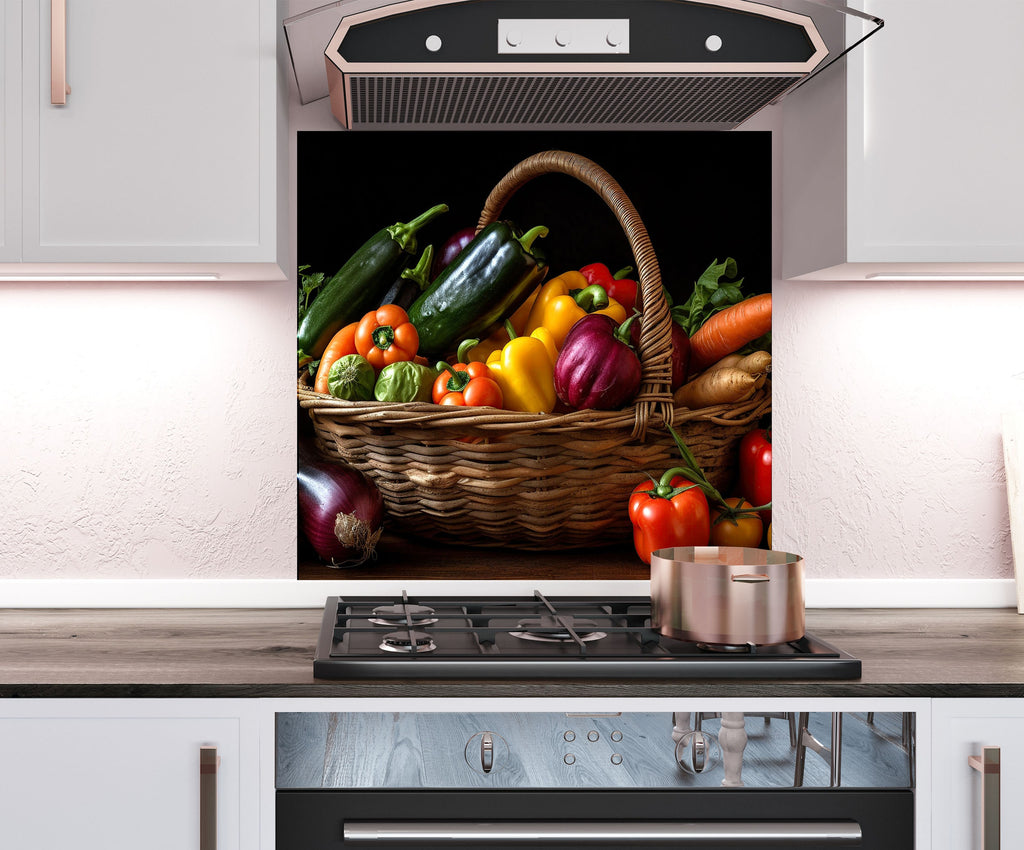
[298, 443, 384, 567]
[431, 226, 477, 279]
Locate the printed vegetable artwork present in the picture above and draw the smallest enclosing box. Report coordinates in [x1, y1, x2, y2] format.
[297, 202, 448, 366]
[629, 472, 711, 565]
[673, 351, 770, 409]
[629, 426, 771, 562]
[524, 270, 628, 350]
[553, 313, 641, 411]
[373, 361, 438, 403]
[355, 304, 420, 371]
[579, 263, 638, 314]
[709, 496, 764, 548]
[297, 441, 384, 566]
[688, 292, 772, 374]
[375, 244, 435, 312]
[486, 321, 558, 414]
[737, 426, 772, 532]
[313, 321, 359, 394]
[432, 340, 503, 408]
[409, 222, 549, 357]
[327, 354, 376, 401]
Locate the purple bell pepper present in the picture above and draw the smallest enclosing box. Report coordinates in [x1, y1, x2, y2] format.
[554, 314, 642, 410]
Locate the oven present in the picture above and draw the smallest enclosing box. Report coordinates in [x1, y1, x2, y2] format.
[276, 710, 915, 849]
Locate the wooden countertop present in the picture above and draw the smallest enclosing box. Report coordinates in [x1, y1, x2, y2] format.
[1, 608, 1023, 698]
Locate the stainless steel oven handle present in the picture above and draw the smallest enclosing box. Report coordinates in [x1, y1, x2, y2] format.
[969, 746, 1000, 850]
[342, 821, 863, 845]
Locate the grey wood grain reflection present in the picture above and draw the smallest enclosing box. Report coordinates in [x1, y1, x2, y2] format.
[275, 711, 912, 790]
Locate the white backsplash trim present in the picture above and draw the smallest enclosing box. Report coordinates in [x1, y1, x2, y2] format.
[0, 578, 1016, 609]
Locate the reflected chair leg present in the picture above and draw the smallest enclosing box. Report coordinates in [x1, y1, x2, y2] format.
[794, 712, 842, 788]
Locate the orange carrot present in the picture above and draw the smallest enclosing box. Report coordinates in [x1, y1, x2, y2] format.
[689, 293, 772, 374]
[313, 322, 359, 394]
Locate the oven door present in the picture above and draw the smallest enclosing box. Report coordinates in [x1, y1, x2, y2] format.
[276, 789, 914, 849]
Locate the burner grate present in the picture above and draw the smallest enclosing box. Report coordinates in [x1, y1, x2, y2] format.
[313, 592, 862, 680]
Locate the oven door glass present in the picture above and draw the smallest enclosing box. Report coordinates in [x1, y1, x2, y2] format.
[276, 711, 915, 849]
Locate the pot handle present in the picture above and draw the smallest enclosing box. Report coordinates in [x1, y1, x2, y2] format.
[731, 573, 770, 583]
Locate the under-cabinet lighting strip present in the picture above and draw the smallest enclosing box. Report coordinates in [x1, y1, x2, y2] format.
[866, 273, 1024, 281]
[0, 273, 222, 281]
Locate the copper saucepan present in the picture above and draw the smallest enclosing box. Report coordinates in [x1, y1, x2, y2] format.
[650, 546, 805, 646]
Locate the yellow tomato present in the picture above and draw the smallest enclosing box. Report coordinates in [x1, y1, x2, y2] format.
[709, 497, 764, 548]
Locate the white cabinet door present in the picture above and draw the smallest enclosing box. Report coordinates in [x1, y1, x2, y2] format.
[931, 698, 1024, 850]
[782, 0, 1024, 278]
[0, 699, 260, 850]
[1, 0, 21, 261]
[19, 0, 279, 265]
[845, 0, 1024, 265]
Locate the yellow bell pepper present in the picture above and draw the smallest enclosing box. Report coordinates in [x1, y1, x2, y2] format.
[464, 286, 541, 362]
[486, 324, 558, 413]
[523, 270, 628, 350]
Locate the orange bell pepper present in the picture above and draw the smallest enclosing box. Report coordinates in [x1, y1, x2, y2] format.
[354, 304, 420, 371]
[523, 270, 628, 350]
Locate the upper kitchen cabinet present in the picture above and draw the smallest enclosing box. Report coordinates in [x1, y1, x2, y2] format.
[782, 0, 1024, 280]
[0, 0, 287, 280]
[1, 1, 20, 262]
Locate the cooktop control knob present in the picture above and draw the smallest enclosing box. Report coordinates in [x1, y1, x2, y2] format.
[464, 731, 509, 775]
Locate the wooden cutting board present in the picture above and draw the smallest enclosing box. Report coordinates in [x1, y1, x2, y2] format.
[1003, 413, 1024, 613]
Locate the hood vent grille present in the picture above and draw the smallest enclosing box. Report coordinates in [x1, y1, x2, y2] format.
[348, 73, 802, 128]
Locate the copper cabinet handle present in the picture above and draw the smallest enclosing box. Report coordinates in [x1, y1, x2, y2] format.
[968, 747, 1000, 850]
[50, 0, 70, 104]
[200, 746, 219, 850]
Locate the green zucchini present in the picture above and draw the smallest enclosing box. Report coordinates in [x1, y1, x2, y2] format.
[408, 222, 548, 357]
[297, 203, 448, 365]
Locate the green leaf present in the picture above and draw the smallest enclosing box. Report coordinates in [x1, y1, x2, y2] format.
[674, 257, 746, 337]
[297, 265, 327, 322]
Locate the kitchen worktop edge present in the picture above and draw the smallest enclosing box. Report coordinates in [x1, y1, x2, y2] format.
[0, 607, 1022, 697]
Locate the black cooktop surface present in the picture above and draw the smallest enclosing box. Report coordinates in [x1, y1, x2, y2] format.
[312, 593, 862, 680]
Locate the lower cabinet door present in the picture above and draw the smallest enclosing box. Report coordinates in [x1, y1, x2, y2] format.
[931, 698, 1024, 850]
[0, 700, 254, 850]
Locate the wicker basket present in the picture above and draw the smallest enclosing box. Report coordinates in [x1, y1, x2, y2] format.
[298, 150, 770, 550]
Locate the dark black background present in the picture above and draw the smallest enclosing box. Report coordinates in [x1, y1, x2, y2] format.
[297, 130, 771, 306]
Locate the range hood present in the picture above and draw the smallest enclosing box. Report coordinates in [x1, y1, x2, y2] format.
[284, 0, 882, 130]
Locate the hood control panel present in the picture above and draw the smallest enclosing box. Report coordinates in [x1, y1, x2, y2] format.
[497, 19, 630, 54]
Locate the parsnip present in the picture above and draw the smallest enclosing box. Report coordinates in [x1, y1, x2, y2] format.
[673, 367, 758, 409]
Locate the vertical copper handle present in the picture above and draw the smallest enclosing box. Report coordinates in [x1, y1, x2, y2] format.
[968, 747, 1000, 850]
[200, 746, 218, 850]
[50, 0, 69, 104]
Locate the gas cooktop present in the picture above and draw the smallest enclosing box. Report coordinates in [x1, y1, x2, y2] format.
[313, 592, 862, 680]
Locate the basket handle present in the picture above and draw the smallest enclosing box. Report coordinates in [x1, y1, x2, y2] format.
[476, 150, 674, 439]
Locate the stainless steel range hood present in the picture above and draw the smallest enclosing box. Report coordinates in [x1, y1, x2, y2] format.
[284, 0, 881, 130]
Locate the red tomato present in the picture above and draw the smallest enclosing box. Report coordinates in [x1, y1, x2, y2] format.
[709, 497, 764, 548]
[628, 476, 711, 564]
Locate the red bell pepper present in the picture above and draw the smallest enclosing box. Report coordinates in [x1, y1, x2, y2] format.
[737, 427, 772, 530]
[629, 468, 711, 564]
[432, 340, 503, 408]
[579, 263, 638, 314]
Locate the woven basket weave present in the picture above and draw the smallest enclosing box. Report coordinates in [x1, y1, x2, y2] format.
[297, 150, 770, 550]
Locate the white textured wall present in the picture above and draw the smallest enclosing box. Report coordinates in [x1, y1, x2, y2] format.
[0, 282, 297, 578]
[773, 280, 1023, 580]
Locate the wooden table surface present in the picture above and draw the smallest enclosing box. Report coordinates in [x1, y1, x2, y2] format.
[1, 607, 1023, 698]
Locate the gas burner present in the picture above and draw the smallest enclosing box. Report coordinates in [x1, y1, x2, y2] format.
[380, 630, 437, 654]
[368, 604, 439, 627]
[697, 642, 756, 653]
[510, 615, 607, 644]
